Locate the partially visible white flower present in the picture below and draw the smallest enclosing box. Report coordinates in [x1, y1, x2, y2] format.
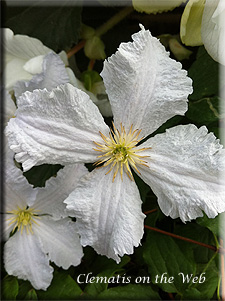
[4, 28, 51, 90]
[180, 0, 225, 65]
[4, 90, 16, 127]
[201, 0, 225, 65]
[4, 28, 111, 116]
[3, 28, 71, 91]
[6, 25, 225, 263]
[14, 52, 70, 98]
[3, 152, 86, 290]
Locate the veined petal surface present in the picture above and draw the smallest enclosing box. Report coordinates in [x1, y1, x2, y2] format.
[14, 52, 69, 98]
[4, 28, 51, 60]
[101, 25, 192, 137]
[180, 0, 205, 46]
[65, 168, 145, 263]
[201, 0, 225, 65]
[6, 83, 109, 171]
[4, 90, 16, 127]
[35, 217, 83, 269]
[33, 164, 88, 218]
[4, 232, 53, 290]
[5, 58, 32, 90]
[4, 28, 51, 90]
[137, 124, 225, 222]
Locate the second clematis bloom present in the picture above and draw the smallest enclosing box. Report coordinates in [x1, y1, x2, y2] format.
[3, 148, 87, 290]
[6, 25, 225, 262]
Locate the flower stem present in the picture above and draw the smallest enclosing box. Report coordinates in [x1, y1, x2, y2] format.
[144, 208, 158, 215]
[67, 7, 133, 59]
[95, 6, 134, 37]
[67, 39, 86, 59]
[88, 59, 96, 70]
[144, 225, 225, 254]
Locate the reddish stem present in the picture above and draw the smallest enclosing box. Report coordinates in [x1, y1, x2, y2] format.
[144, 225, 225, 254]
[88, 59, 96, 70]
[67, 40, 86, 58]
[144, 208, 158, 215]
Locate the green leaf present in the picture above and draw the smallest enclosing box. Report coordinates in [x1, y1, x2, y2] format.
[98, 284, 160, 300]
[81, 70, 102, 91]
[2, 275, 19, 300]
[174, 222, 217, 264]
[196, 213, 225, 237]
[143, 231, 196, 294]
[188, 46, 219, 101]
[182, 260, 219, 300]
[37, 270, 83, 300]
[186, 97, 220, 124]
[24, 289, 38, 300]
[6, 3, 82, 52]
[23, 164, 63, 187]
[84, 255, 130, 297]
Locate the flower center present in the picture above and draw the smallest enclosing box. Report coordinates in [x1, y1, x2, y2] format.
[7, 206, 40, 235]
[93, 123, 150, 182]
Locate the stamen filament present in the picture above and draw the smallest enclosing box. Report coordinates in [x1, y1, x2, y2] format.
[93, 123, 151, 182]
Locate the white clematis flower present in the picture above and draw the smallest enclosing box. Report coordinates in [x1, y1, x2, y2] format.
[4, 90, 16, 127]
[6, 25, 225, 262]
[4, 28, 52, 90]
[14, 52, 70, 98]
[3, 153, 86, 290]
[4, 28, 112, 116]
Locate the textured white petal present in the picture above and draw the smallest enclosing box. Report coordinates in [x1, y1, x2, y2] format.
[137, 124, 225, 222]
[5, 163, 37, 212]
[14, 52, 70, 98]
[33, 164, 88, 218]
[101, 25, 192, 137]
[6, 83, 109, 171]
[4, 232, 53, 290]
[35, 217, 83, 269]
[65, 168, 145, 263]
[180, 0, 204, 46]
[3, 214, 15, 241]
[5, 58, 32, 90]
[23, 55, 45, 74]
[4, 28, 51, 89]
[4, 90, 16, 127]
[201, 0, 225, 65]
[3, 28, 51, 60]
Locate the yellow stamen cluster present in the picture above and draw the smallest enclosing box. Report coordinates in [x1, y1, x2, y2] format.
[7, 206, 40, 235]
[93, 123, 150, 182]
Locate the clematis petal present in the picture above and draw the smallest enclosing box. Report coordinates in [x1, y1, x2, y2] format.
[4, 28, 51, 89]
[4, 90, 16, 127]
[201, 0, 225, 65]
[101, 25, 192, 137]
[23, 55, 45, 74]
[5, 58, 32, 90]
[14, 52, 70, 98]
[65, 168, 145, 263]
[3, 28, 51, 60]
[180, 0, 204, 46]
[33, 164, 88, 218]
[4, 232, 53, 290]
[132, 0, 186, 14]
[136, 124, 225, 222]
[35, 217, 83, 269]
[6, 83, 109, 171]
[5, 159, 38, 212]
